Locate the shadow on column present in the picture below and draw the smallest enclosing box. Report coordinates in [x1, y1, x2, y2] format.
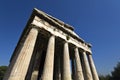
[25, 33, 48, 80]
[53, 37, 63, 80]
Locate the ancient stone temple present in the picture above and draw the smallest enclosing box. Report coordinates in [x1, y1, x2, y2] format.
[3, 8, 99, 80]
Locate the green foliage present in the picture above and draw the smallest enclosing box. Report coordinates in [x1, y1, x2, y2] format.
[99, 75, 105, 80]
[0, 66, 7, 80]
[99, 62, 120, 80]
[111, 62, 120, 80]
[99, 75, 111, 80]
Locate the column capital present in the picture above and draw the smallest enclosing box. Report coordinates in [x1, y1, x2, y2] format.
[61, 41, 67, 45]
[29, 24, 40, 30]
[82, 50, 92, 55]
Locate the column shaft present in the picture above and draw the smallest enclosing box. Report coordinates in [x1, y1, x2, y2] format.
[74, 48, 84, 80]
[5, 28, 38, 80]
[3, 43, 23, 80]
[82, 51, 93, 80]
[88, 54, 99, 80]
[63, 42, 72, 80]
[41, 35, 55, 80]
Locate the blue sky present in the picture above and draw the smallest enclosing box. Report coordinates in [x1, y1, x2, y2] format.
[0, 0, 120, 75]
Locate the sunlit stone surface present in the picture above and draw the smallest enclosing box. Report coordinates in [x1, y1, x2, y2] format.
[3, 8, 99, 80]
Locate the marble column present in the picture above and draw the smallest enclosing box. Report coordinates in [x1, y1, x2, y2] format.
[88, 54, 99, 80]
[5, 28, 38, 80]
[41, 35, 55, 80]
[82, 51, 93, 80]
[74, 48, 84, 80]
[3, 42, 23, 80]
[63, 42, 72, 80]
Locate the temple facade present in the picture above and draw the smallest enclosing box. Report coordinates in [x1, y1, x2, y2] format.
[3, 8, 99, 80]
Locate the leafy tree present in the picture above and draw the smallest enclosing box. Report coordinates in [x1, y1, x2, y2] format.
[99, 75, 106, 80]
[111, 62, 120, 80]
[99, 75, 111, 80]
[0, 66, 7, 80]
[99, 61, 120, 80]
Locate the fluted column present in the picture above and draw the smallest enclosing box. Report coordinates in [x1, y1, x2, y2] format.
[41, 35, 55, 80]
[5, 28, 38, 80]
[74, 48, 84, 80]
[88, 54, 99, 80]
[3, 43, 23, 80]
[63, 42, 72, 80]
[82, 51, 93, 80]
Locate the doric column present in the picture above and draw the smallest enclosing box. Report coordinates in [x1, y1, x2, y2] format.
[63, 42, 72, 80]
[3, 43, 23, 80]
[88, 54, 99, 80]
[82, 51, 93, 80]
[74, 47, 84, 80]
[41, 35, 55, 80]
[5, 28, 38, 80]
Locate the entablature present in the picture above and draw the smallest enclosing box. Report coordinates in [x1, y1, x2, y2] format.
[31, 15, 91, 53]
